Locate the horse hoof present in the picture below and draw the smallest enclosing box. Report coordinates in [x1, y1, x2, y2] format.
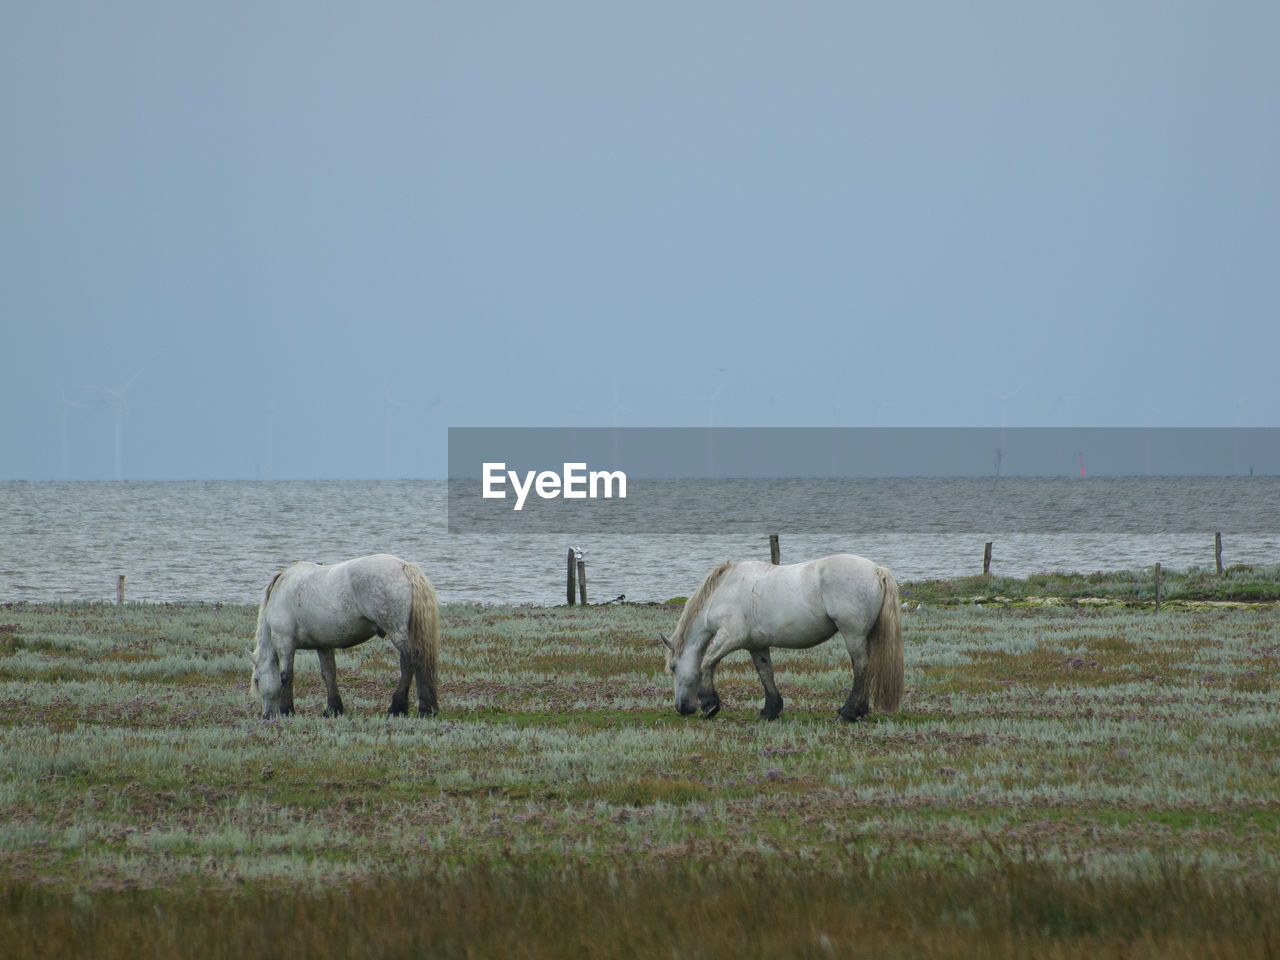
[700, 704, 720, 719]
[417, 707, 438, 718]
[837, 709, 868, 724]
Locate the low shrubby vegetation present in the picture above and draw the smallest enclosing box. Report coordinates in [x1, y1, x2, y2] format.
[903, 562, 1280, 606]
[1, 567, 1278, 957]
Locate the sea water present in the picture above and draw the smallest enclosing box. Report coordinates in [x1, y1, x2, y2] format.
[1, 479, 1276, 605]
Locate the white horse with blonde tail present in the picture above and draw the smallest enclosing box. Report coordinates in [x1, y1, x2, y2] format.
[662, 554, 903, 721]
[250, 554, 440, 719]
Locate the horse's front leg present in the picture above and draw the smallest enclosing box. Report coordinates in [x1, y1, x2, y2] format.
[750, 648, 784, 721]
[697, 629, 738, 719]
[279, 647, 297, 716]
[696, 663, 720, 719]
[316, 648, 344, 717]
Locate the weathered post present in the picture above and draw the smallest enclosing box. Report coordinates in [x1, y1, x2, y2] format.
[983, 542, 993, 576]
[116, 574, 125, 605]
[1154, 562, 1162, 612]
[577, 559, 587, 606]
[566, 548, 576, 606]
[1215, 533, 1223, 574]
[769, 534, 780, 565]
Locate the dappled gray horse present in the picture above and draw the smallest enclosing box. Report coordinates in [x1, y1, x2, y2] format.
[663, 554, 903, 721]
[250, 554, 439, 719]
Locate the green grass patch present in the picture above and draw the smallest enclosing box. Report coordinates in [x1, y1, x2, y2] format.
[587, 776, 710, 805]
[2, 595, 1279, 954]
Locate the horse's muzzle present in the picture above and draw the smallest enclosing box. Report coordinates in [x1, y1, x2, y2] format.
[675, 700, 697, 716]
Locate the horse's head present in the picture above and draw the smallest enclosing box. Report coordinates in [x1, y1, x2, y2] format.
[661, 561, 734, 716]
[660, 633, 699, 716]
[249, 647, 282, 719]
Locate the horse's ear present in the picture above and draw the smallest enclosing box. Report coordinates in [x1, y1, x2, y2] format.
[659, 633, 673, 652]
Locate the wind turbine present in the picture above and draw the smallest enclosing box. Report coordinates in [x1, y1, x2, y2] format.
[1142, 397, 1158, 476]
[58, 382, 89, 480]
[706, 368, 727, 477]
[384, 388, 409, 479]
[259, 402, 276, 481]
[384, 392, 441, 478]
[87, 370, 142, 481]
[874, 400, 893, 477]
[1234, 391, 1248, 475]
[1052, 392, 1079, 475]
[828, 400, 842, 476]
[991, 384, 1022, 480]
[609, 379, 631, 469]
[1053, 392, 1078, 420]
[426, 395, 443, 477]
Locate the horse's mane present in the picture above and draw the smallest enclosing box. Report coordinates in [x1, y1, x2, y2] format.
[670, 559, 736, 655]
[251, 570, 285, 664]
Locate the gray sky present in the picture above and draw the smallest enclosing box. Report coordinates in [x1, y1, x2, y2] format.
[2, 2, 1276, 481]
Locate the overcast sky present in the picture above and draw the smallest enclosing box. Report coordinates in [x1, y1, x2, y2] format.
[2, 2, 1276, 481]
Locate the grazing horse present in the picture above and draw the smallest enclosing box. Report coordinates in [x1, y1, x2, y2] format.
[662, 554, 903, 721]
[250, 554, 439, 719]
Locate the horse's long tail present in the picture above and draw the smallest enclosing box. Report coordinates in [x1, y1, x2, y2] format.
[403, 562, 440, 712]
[250, 571, 283, 697]
[866, 565, 904, 713]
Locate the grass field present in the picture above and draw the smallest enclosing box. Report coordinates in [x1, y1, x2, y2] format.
[2, 571, 1278, 958]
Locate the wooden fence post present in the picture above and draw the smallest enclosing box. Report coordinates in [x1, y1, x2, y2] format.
[983, 542, 992, 576]
[769, 534, 780, 565]
[577, 559, 587, 606]
[1154, 562, 1162, 612]
[566, 549, 576, 605]
[1215, 533, 1223, 574]
[116, 574, 125, 605]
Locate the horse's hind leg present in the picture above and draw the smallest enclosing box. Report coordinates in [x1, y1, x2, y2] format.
[413, 656, 438, 717]
[837, 631, 871, 723]
[750, 649, 784, 721]
[316, 649, 344, 717]
[387, 647, 414, 717]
